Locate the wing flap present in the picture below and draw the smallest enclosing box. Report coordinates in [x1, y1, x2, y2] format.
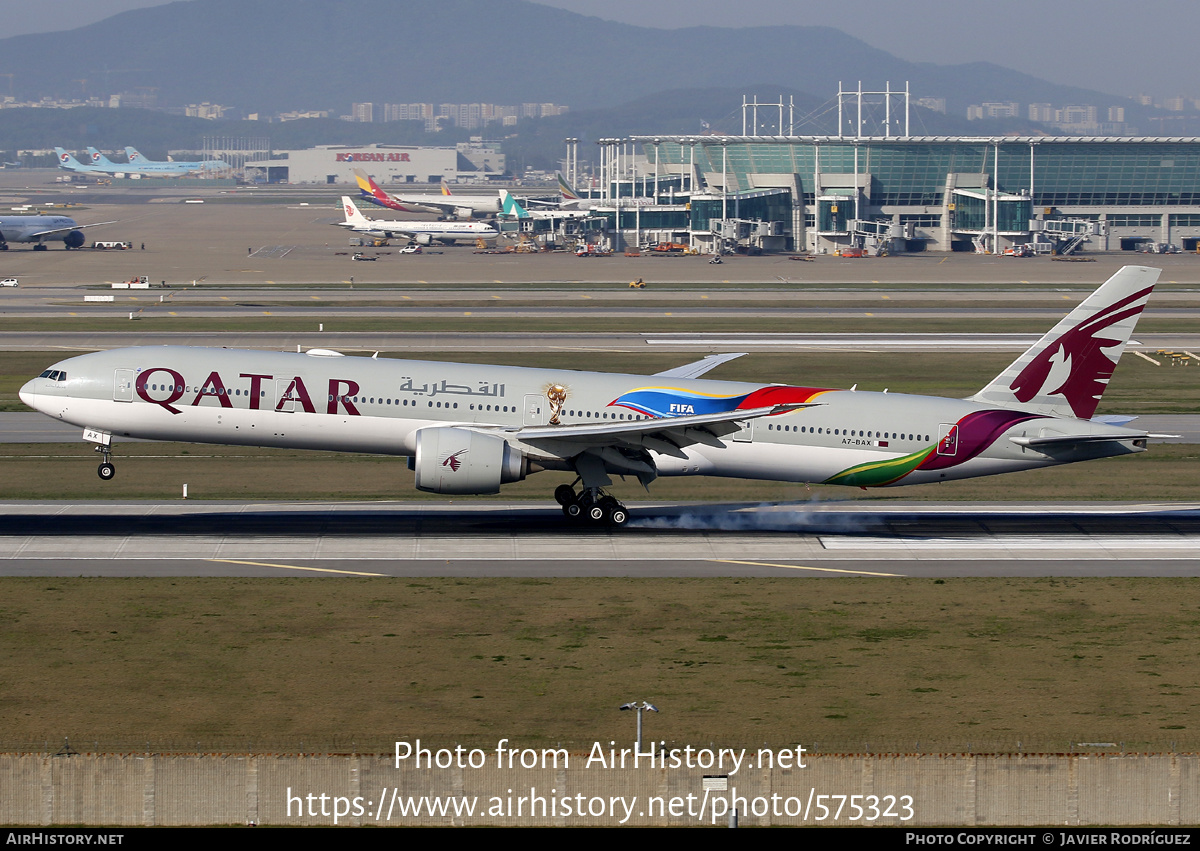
[504, 402, 815, 446]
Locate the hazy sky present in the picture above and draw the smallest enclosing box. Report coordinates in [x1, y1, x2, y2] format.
[1, 0, 1194, 99]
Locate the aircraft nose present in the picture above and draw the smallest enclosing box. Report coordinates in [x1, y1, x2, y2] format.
[19, 378, 37, 409]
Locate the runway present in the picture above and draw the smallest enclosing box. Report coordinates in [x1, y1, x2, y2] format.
[3, 500, 1200, 577]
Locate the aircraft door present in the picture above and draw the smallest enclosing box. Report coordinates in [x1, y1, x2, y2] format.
[523, 394, 544, 426]
[113, 369, 135, 402]
[937, 423, 959, 456]
[731, 420, 754, 442]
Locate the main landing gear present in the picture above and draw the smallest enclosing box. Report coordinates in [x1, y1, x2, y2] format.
[554, 483, 629, 527]
[95, 445, 115, 480]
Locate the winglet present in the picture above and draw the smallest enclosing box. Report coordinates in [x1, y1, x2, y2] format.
[971, 265, 1160, 420]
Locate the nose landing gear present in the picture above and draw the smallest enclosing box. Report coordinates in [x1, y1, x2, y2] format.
[95, 445, 116, 480]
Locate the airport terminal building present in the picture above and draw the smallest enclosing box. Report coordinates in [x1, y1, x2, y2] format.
[595, 135, 1200, 254]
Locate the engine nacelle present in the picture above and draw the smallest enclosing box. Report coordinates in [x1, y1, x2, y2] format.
[64, 230, 86, 249]
[454, 206, 475, 220]
[414, 232, 434, 245]
[411, 427, 526, 494]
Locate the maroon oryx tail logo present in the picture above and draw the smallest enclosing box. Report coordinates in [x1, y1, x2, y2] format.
[441, 450, 468, 472]
[1009, 286, 1152, 420]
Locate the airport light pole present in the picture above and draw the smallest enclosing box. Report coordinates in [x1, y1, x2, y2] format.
[619, 701, 658, 751]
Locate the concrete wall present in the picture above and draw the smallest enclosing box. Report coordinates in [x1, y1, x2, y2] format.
[1, 752, 1197, 826]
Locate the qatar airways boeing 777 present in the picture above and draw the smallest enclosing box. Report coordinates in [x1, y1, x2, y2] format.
[19, 266, 1163, 526]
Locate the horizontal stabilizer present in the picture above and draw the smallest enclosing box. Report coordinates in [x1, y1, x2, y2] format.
[1091, 414, 1138, 427]
[654, 353, 747, 379]
[1009, 431, 1146, 447]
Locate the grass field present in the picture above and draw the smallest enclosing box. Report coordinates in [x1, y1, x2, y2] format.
[3, 577, 1199, 754]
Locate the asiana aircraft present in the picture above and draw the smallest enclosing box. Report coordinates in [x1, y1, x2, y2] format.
[19, 266, 1163, 526]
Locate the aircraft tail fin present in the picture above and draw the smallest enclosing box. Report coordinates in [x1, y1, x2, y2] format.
[340, 196, 370, 225]
[970, 265, 1160, 420]
[54, 148, 83, 168]
[86, 147, 115, 166]
[353, 168, 390, 205]
[124, 147, 144, 163]
[556, 170, 581, 202]
[499, 189, 530, 219]
[441, 180, 454, 197]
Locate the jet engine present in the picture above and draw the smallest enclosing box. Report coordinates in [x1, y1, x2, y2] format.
[414, 233, 434, 245]
[64, 230, 86, 249]
[410, 426, 527, 494]
[453, 207, 475, 220]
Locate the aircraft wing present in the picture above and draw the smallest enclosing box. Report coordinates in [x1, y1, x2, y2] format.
[654, 353, 747, 379]
[494, 402, 819, 458]
[29, 220, 117, 238]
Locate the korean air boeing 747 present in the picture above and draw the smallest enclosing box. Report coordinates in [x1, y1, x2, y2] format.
[19, 267, 1162, 526]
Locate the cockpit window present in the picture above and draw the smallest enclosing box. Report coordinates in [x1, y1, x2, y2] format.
[38, 370, 66, 381]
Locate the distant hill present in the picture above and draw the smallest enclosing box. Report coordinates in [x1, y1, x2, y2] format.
[0, 0, 1130, 117]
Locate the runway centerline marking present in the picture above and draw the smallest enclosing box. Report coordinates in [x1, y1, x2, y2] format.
[711, 559, 904, 577]
[207, 558, 387, 577]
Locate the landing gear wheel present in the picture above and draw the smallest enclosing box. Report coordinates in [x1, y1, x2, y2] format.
[607, 504, 629, 526]
[97, 462, 115, 481]
[554, 484, 576, 506]
[599, 496, 629, 526]
[564, 502, 583, 519]
[34, 243, 47, 251]
[586, 504, 605, 522]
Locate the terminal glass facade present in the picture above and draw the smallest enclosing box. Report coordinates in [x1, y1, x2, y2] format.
[650, 138, 1200, 209]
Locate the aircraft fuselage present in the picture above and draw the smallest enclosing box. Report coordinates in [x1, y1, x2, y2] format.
[20, 346, 1145, 492]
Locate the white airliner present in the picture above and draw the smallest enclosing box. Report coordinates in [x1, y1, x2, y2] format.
[19, 267, 1163, 526]
[0, 211, 116, 250]
[353, 169, 502, 219]
[336, 197, 498, 244]
[125, 147, 229, 174]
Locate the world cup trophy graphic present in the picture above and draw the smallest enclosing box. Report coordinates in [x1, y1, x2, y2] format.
[546, 383, 568, 425]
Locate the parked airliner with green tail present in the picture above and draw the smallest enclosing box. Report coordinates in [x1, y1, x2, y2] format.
[19, 266, 1163, 525]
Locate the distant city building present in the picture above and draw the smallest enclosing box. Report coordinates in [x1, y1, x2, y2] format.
[344, 101, 567, 130]
[184, 102, 233, 120]
[914, 97, 945, 114]
[1029, 103, 1055, 123]
[274, 110, 331, 122]
[967, 102, 1020, 120]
